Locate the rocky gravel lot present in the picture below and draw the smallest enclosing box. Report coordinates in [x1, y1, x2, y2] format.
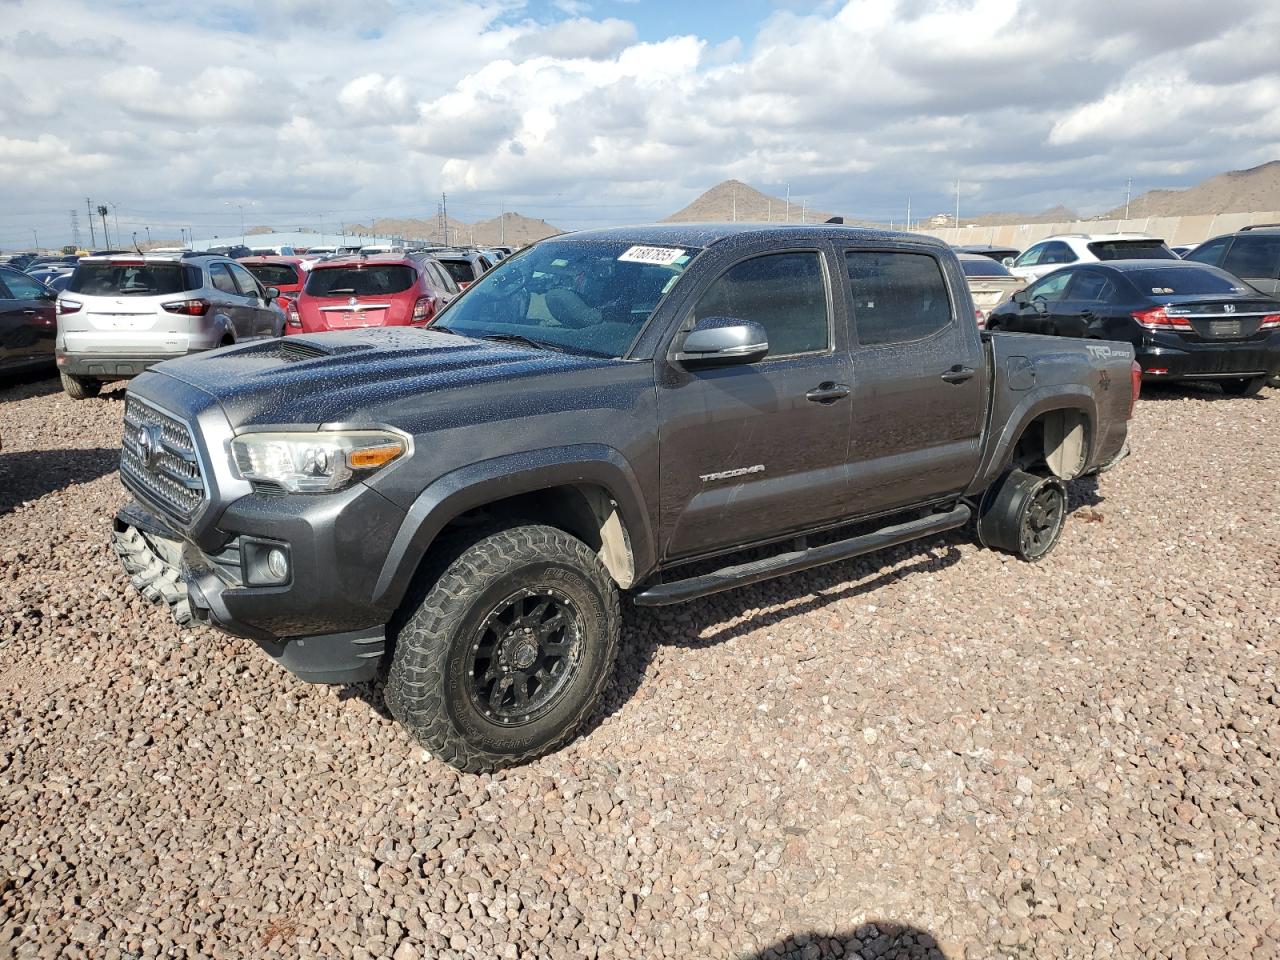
[1, 372, 1278, 960]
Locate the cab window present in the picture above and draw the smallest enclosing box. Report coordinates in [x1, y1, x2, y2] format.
[693, 252, 830, 357]
[845, 251, 953, 345]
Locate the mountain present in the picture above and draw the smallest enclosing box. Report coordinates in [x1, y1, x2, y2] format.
[664, 179, 869, 225]
[1099, 161, 1280, 218]
[965, 204, 1081, 227]
[337, 212, 561, 247]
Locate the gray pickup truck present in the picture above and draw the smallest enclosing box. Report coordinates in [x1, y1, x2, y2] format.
[112, 224, 1137, 771]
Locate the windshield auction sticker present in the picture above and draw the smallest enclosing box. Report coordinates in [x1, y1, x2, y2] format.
[618, 245, 686, 266]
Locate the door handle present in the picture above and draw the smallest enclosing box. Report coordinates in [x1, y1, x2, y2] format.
[23, 309, 37, 316]
[806, 382, 850, 403]
[941, 365, 976, 384]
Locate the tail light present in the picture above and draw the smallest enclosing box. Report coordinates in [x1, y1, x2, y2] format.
[57, 299, 82, 315]
[1128, 360, 1141, 419]
[412, 297, 434, 323]
[1131, 306, 1192, 331]
[1260, 313, 1280, 330]
[161, 298, 211, 316]
[975, 307, 986, 329]
[286, 301, 301, 327]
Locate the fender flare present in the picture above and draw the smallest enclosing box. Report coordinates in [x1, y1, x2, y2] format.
[966, 385, 1099, 495]
[371, 444, 655, 610]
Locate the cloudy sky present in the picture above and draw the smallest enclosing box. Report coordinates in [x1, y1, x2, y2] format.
[2, 0, 1279, 248]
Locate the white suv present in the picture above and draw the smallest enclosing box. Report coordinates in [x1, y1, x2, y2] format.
[55, 253, 284, 399]
[1005, 233, 1177, 284]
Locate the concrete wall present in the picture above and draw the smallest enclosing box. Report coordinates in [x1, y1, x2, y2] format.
[916, 212, 1280, 249]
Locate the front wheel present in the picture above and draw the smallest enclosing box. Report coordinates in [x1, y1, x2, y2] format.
[1220, 376, 1267, 397]
[385, 524, 620, 773]
[977, 469, 1068, 561]
[59, 371, 101, 400]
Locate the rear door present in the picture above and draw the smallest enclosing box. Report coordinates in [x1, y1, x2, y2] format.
[227, 261, 277, 337]
[656, 246, 854, 559]
[207, 262, 251, 338]
[842, 247, 987, 514]
[1052, 268, 1118, 337]
[1, 269, 55, 367]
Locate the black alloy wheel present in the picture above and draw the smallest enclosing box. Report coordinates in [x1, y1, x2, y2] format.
[465, 587, 583, 725]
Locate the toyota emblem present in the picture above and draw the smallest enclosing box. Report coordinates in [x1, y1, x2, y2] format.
[137, 424, 164, 469]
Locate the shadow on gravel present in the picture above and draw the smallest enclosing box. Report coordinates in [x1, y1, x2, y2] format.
[749, 924, 951, 959]
[0, 370, 59, 400]
[0, 447, 119, 514]
[1140, 381, 1272, 402]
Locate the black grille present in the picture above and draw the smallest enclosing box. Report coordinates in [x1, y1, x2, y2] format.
[121, 397, 206, 521]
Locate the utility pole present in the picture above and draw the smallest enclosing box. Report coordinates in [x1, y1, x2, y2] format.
[1125, 178, 1132, 219]
[441, 192, 449, 246]
[732, 183, 737, 222]
[109, 202, 122, 248]
[785, 185, 791, 223]
[145, 226, 151, 246]
[767, 198, 772, 222]
[97, 205, 110, 247]
[954, 179, 960, 227]
[32, 229, 39, 251]
[800, 199, 807, 224]
[906, 196, 912, 232]
[70, 210, 82, 248]
[86, 198, 97, 247]
[500, 202, 506, 245]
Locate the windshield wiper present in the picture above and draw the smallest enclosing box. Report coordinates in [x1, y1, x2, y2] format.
[480, 333, 567, 353]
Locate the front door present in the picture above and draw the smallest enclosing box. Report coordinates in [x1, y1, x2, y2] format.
[656, 248, 853, 560]
[0, 270, 56, 369]
[842, 247, 987, 514]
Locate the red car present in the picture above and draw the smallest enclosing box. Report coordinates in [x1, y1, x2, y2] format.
[242, 257, 307, 332]
[291, 255, 456, 333]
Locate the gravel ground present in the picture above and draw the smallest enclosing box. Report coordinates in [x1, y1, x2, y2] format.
[1, 372, 1278, 960]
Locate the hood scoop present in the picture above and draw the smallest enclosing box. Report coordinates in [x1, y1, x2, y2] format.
[277, 339, 334, 362]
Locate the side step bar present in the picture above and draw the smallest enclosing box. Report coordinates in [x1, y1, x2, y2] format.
[633, 504, 971, 607]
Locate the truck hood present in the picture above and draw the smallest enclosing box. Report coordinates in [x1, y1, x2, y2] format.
[147, 327, 619, 428]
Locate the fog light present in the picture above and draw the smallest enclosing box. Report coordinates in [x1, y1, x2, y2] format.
[242, 539, 291, 586]
[267, 548, 288, 580]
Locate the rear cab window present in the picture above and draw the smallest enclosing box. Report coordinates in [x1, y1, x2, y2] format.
[69, 261, 197, 297]
[693, 251, 830, 357]
[1087, 240, 1176, 261]
[845, 250, 953, 345]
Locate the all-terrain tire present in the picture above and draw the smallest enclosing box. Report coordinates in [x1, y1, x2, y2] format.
[112, 525, 192, 626]
[1220, 376, 1267, 397]
[976, 469, 1068, 562]
[60, 372, 101, 400]
[385, 524, 620, 773]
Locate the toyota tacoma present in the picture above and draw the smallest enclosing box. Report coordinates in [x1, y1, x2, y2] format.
[112, 224, 1137, 771]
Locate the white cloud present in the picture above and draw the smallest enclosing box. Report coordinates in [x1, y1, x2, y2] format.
[2, 0, 1280, 249]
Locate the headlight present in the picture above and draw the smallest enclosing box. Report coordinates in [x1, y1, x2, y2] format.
[230, 430, 407, 493]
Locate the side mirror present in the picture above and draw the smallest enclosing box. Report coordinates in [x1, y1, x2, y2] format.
[676, 316, 769, 366]
[1012, 290, 1028, 307]
[264, 286, 280, 302]
[1002, 257, 1016, 268]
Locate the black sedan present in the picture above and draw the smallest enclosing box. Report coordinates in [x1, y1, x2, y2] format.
[0, 265, 57, 376]
[986, 260, 1280, 396]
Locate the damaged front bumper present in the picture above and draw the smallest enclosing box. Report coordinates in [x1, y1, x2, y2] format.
[113, 500, 386, 684]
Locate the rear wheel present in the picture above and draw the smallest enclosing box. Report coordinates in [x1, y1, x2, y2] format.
[1220, 376, 1267, 397]
[385, 524, 620, 773]
[977, 469, 1068, 562]
[59, 372, 101, 400]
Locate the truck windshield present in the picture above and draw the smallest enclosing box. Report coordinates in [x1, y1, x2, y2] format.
[432, 240, 700, 358]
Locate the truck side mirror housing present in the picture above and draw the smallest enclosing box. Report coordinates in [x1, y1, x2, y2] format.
[676, 316, 769, 366]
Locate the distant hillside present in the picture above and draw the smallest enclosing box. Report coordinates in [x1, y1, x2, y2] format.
[1099, 161, 1280, 218]
[664, 180, 875, 225]
[965, 204, 1081, 226]
[261, 212, 566, 247]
